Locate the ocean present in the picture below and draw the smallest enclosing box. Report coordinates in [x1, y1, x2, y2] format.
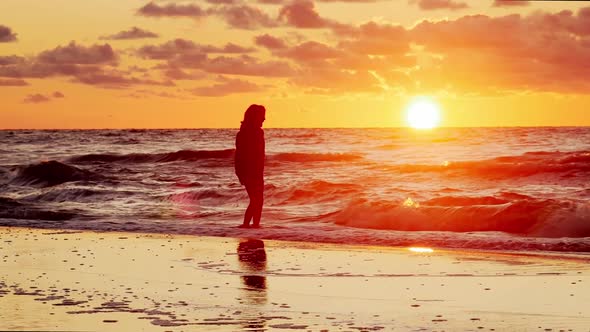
[1, 128, 589, 253]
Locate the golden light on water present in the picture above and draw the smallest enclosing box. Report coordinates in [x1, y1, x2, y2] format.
[403, 197, 420, 208]
[408, 247, 434, 253]
[405, 97, 441, 129]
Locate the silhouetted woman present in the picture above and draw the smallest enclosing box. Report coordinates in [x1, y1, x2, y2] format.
[235, 104, 266, 228]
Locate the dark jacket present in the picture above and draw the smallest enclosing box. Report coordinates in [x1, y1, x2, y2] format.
[235, 127, 265, 185]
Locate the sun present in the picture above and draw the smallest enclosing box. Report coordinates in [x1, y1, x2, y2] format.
[405, 98, 441, 129]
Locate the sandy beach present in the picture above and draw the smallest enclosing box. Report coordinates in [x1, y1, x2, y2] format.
[1, 226, 589, 331]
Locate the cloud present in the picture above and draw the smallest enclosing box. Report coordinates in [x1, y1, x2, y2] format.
[199, 55, 296, 77]
[137, 38, 254, 60]
[101, 27, 159, 40]
[73, 69, 175, 88]
[0, 55, 26, 66]
[260, 0, 388, 3]
[254, 34, 288, 49]
[407, 8, 590, 93]
[274, 6, 590, 95]
[0, 78, 29, 86]
[22, 91, 65, 103]
[124, 89, 188, 99]
[190, 76, 265, 96]
[278, 0, 336, 28]
[137, 2, 207, 18]
[290, 68, 384, 94]
[0, 62, 100, 79]
[23, 93, 51, 103]
[274, 41, 343, 62]
[335, 21, 409, 55]
[0, 38, 192, 89]
[206, 0, 239, 4]
[138, 39, 294, 77]
[37, 41, 117, 65]
[492, 0, 529, 7]
[410, 0, 468, 10]
[137, 1, 348, 30]
[0, 25, 17, 42]
[212, 5, 279, 29]
[159, 66, 208, 80]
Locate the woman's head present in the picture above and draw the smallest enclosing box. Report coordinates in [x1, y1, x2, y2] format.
[241, 104, 266, 129]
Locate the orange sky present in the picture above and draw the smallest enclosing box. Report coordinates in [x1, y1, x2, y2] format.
[1, 0, 590, 128]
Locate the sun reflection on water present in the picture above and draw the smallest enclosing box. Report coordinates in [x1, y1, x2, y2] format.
[408, 247, 434, 253]
[403, 197, 420, 208]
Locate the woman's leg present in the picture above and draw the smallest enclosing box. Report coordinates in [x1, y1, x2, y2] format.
[242, 186, 255, 226]
[249, 182, 264, 227]
[242, 203, 253, 227]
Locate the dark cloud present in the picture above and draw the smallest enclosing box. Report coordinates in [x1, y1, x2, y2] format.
[23, 94, 51, 104]
[37, 41, 117, 65]
[530, 8, 590, 36]
[0, 55, 26, 66]
[493, 0, 529, 7]
[254, 34, 288, 49]
[260, 0, 387, 3]
[0, 41, 173, 89]
[23, 91, 65, 103]
[0, 25, 17, 42]
[0, 78, 29, 86]
[101, 27, 159, 40]
[190, 76, 265, 96]
[0, 62, 101, 79]
[410, 0, 468, 10]
[212, 5, 279, 29]
[137, 1, 207, 19]
[206, 0, 240, 4]
[198, 55, 296, 77]
[73, 70, 175, 88]
[137, 1, 348, 30]
[137, 38, 254, 60]
[278, 0, 337, 28]
[137, 38, 294, 77]
[137, 2, 207, 18]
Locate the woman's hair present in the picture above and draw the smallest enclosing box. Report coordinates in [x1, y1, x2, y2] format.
[241, 104, 266, 129]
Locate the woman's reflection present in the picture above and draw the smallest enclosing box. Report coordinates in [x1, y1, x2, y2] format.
[237, 239, 267, 295]
[237, 239, 267, 331]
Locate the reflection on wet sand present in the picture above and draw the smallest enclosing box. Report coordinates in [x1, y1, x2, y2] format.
[237, 239, 267, 331]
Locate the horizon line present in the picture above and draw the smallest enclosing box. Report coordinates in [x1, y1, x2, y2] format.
[1, 125, 589, 130]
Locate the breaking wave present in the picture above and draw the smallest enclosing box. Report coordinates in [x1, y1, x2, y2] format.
[333, 196, 590, 238]
[387, 150, 590, 179]
[68, 150, 363, 164]
[11, 161, 101, 187]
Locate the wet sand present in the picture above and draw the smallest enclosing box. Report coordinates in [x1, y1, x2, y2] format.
[1, 226, 589, 331]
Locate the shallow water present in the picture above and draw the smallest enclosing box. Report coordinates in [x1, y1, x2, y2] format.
[1, 128, 589, 252]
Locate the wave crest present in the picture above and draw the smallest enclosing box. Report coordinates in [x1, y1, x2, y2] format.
[12, 161, 100, 187]
[333, 196, 590, 238]
[69, 149, 236, 163]
[269, 152, 362, 163]
[388, 150, 590, 179]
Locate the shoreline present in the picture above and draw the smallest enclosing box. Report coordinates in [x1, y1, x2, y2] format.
[1, 226, 590, 331]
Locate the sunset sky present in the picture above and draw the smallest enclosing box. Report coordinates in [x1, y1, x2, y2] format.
[1, 0, 589, 128]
